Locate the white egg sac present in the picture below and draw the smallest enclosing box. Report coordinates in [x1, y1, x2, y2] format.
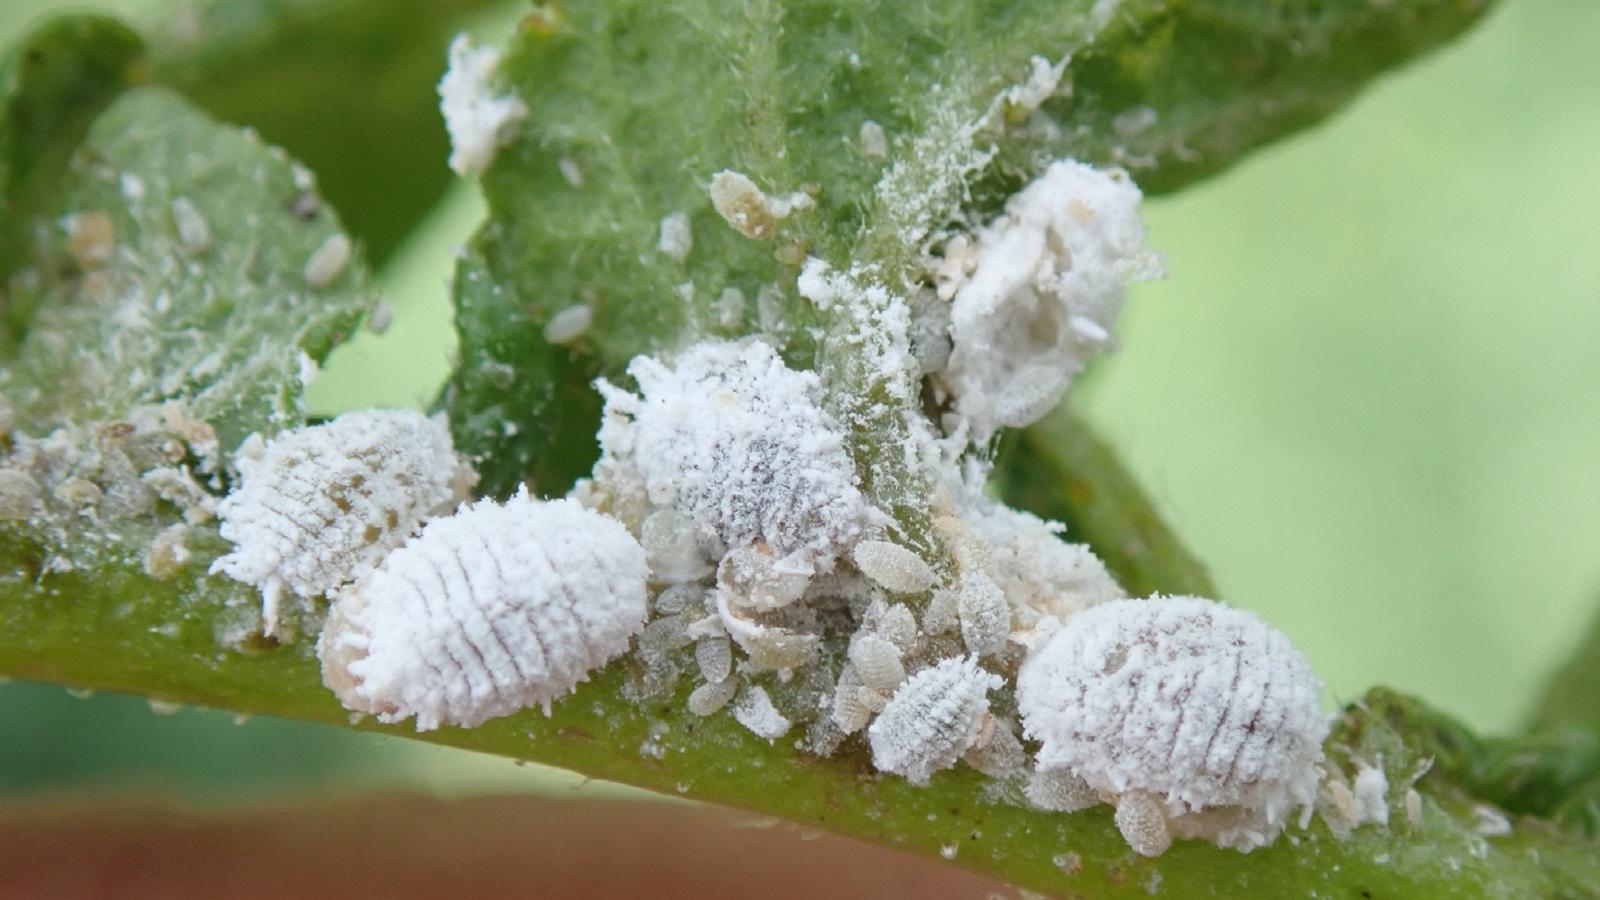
[939, 160, 1163, 440]
[868, 655, 1001, 785]
[212, 409, 469, 636]
[1016, 595, 1328, 854]
[318, 491, 649, 731]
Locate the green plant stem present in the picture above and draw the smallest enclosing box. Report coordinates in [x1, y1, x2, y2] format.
[3, 537, 1597, 896]
[995, 405, 1218, 599]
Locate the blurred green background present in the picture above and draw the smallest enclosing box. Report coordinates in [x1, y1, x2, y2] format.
[1, 0, 1595, 804]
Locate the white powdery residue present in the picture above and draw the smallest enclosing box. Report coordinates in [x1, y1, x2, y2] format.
[868, 655, 1001, 785]
[1017, 595, 1328, 856]
[732, 685, 792, 740]
[940, 159, 1163, 439]
[1321, 762, 1393, 838]
[593, 338, 867, 569]
[319, 491, 649, 730]
[439, 35, 528, 177]
[211, 409, 472, 637]
[870, 81, 996, 251]
[858, 120, 889, 159]
[795, 259, 919, 405]
[1351, 763, 1390, 827]
[999, 55, 1068, 118]
[657, 211, 693, 261]
[543, 304, 593, 345]
[304, 233, 352, 288]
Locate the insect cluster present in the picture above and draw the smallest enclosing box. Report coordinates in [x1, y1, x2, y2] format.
[581, 336, 1152, 796]
[187, 123, 1341, 858]
[212, 409, 653, 731]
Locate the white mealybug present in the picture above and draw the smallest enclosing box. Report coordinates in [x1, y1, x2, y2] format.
[593, 339, 867, 569]
[957, 569, 1010, 656]
[304, 233, 352, 288]
[438, 34, 529, 176]
[868, 655, 1002, 785]
[657, 211, 693, 261]
[848, 631, 907, 693]
[211, 409, 469, 637]
[318, 491, 649, 730]
[939, 159, 1164, 439]
[1016, 595, 1328, 856]
[542, 304, 593, 345]
[852, 539, 936, 594]
[170, 197, 210, 255]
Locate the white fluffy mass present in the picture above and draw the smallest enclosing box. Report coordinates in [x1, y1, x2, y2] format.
[940, 160, 1163, 439]
[212, 409, 470, 637]
[592, 339, 868, 570]
[955, 496, 1126, 642]
[318, 491, 649, 731]
[438, 34, 529, 176]
[1017, 595, 1327, 854]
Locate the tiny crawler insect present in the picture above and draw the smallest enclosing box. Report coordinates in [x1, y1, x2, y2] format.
[1016, 595, 1328, 856]
[318, 491, 649, 731]
[852, 539, 935, 594]
[211, 409, 468, 637]
[868, 655, 1002, 785]
[304, 233, 352, 288]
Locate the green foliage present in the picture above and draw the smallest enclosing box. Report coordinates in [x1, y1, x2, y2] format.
[144, 0, 501, 264]
[3, 2, 1598, 896]
[450, 0, 1495, 499]
[0, 14, 143, 350]
[0, 86, 372, 447]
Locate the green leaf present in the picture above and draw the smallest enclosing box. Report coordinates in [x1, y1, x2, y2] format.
[0, 85, 371, 605]
[0, 14, 144, 350]
[0, 87, 372, 450]
[143, 0, 505, 265]
[449, 0, 1496, 499]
